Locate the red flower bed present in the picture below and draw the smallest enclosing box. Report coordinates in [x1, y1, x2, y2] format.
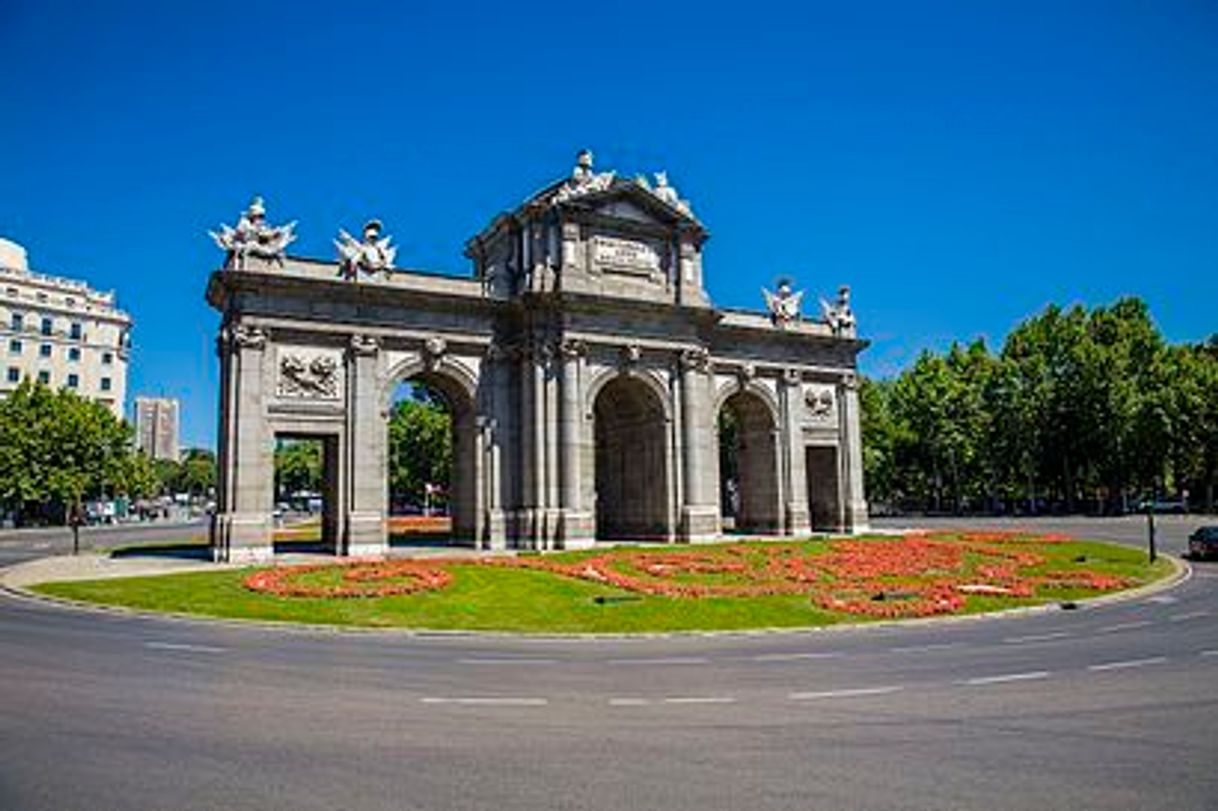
[243, 530, 1130, 619]
[244, 559, 452, 599]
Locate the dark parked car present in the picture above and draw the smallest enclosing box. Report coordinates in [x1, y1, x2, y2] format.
[1189, 526, 1218, 560]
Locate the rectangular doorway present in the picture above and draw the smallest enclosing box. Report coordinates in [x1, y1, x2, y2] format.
[273, 434, 340, 554]
[805, 446, 841, 532]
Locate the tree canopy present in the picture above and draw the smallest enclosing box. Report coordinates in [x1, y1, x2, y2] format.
[862, 298, 1218, 514]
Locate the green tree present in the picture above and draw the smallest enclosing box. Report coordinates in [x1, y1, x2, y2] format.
[388, 387, 453, 509]
[274, 439, 322, 500]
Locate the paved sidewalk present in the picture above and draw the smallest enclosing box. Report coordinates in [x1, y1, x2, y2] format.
[0, 544, 518, 591]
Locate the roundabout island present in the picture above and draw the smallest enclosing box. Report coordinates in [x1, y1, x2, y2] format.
[27, 530, 1176, 634]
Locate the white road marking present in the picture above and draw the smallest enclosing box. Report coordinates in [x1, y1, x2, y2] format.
[419, 697, 548, 706]
[144, 642, 226, 653]
[1004, 631, 1071, 644]
[890, 643, 958, 654]
[608, 657, 709, 666]
[962, 671, 1050, 686]
[457, 658, 558, 665]
[1168, 611, 1211, 622]
[1098, 620, 1153, 633]
[1198, 650, 1218, 658]
[751, 652, 841, 662]
[788, 686, 903, 701]
[663, 696, 737, 705]
[1088, 656, 1167, 672]
[608, 698, 651, 706]
[1146, 595, 1178, 605]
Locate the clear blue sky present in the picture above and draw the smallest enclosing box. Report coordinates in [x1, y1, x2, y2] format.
[2, 1, 1215, 449]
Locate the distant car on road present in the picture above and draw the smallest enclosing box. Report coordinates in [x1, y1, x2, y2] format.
[1136, 497, 1187, 514]
[1189, 526, 1218, 560]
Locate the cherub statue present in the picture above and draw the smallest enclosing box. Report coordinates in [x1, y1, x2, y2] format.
[819, 285, 856, 335]
[762, 278, 804, 325]
[572, 149, 595, 184]
[210, 196, 297, 267]
[335, 219, 397, 279]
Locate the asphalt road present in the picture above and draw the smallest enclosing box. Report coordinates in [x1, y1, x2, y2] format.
[1, 516, 1216, 810]
[0, 519, 206, 566]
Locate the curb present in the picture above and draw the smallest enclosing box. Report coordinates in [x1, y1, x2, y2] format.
[0, 549, 1193, 643]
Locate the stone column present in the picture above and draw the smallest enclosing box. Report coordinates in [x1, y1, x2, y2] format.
[839, 373, 870, 533]
[678, 347, 719, 540]
[345, 334, 387, 557]
[212, 324, 274, 563]
[557, 339, 593, 547]
[780, 368, 812, 536]
[481, 345, 507, 550]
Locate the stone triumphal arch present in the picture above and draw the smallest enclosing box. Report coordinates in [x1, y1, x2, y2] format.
[207, 151, 868, 562]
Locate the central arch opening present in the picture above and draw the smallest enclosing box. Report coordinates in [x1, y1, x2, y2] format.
[593, 375, 669, 540]
[718, 390, 780, 533]
[387, 372, 476, 546]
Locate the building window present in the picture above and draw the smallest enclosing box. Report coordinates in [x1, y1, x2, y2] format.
[66, 373, 78, 389]
[65, 297, 76, 308]
[8, 339, 20, 355]
[102, 351, 113, 365]
[39, 343, 52, 358]
[70, 322, 82, 340]
[5, 287, 16, 298]
[10, 312, 22, 331]
[6, 367, 18, 383]
[68, 346, 80, 362]
[37, 370, 49, 385]
[40, 316, 52, 336]
[100, 377, 111, 392]
[36, 292, 47, 302]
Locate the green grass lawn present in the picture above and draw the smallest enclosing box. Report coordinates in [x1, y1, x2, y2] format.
[33, 535, 1175, 634]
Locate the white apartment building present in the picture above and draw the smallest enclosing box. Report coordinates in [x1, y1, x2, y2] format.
[0, 238, 131, 417]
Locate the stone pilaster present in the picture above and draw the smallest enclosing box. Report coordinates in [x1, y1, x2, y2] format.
[212, 323, 274, 563]
[345, 334, 388, 556]
[555, 340, 594, 546]
[780, 368, 812, 536]
[838, 373, 870, 533]
[678, 347, 719, 540]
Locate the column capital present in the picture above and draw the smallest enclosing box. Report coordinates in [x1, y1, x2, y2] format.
[840, 371, 859, 391]
[781, 367, 802, 386]
[349, 333, 380, 356]
[678, 346, 710, 373]
[559, 338, 586, 360]
[229, 323, 267, 351]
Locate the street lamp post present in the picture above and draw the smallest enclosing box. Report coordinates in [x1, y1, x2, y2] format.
[1145, 488, 1157, 564]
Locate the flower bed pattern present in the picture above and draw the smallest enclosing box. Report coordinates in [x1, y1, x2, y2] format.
[244, 560, 451, 599]
[243, 530, 1135, 619]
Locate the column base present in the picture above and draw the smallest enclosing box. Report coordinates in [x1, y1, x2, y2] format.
[556, 509, 595, 549]
[482, 509, 508, 550]
[783, 503, 812, 537]
[679, 505, 721, 543]
[211, 512, 273, 563]
[344, 511, 387, 557]
[844, 500, 870, 534]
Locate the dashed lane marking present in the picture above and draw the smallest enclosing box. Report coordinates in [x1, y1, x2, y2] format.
[788, 686, 903, 701]
[457, 658, 558, 665]
[608, 698, 651, 706]
[961, 671, 1050, 686]
[1088, 657, 1167, 672]
[889, 643, 959, 654]
[1199, 650, 1218, 658]
[751, 652, 841, 662]
[1004, 631, 1071, 644]
[1146, 595, 1178, 605]
[1168, 611, 1211, 622]
[1097, 620, 1153, 633]
[419, 697, 548, 706]
[663, 696, 737, 705]
[608, 657, 709, 666]
[144, 641, 226, 653]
